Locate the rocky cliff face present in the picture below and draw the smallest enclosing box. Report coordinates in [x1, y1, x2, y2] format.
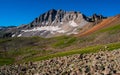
[29, 9, 87, 27]
[0, 26, 16, 38]
[0, 9, 105, 38]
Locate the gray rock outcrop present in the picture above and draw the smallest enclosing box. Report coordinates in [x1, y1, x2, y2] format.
[0, 9, 106, 38]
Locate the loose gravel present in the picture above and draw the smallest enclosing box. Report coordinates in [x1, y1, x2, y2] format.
[0, 49, 120, 75]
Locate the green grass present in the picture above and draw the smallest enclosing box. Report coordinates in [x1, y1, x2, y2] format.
[0, 24, 120, 65]
[0, 37, 53, 65]
[24, 42, 120, 62]
[52, 36, 76, 48]
[0, 57, 14, 66]
[82, 24, 120, 44]
[96, 24, 120, 34]
[0, 34, 120, 65]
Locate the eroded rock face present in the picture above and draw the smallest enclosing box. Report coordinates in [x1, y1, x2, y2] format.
[90, 14, 106, 24]
[13, 9, 106, 38]
[30, 9, 86, 27]
[0, 49, 120, 75]
[0, 26, 16, 38]
[1, 9, 106, 38]
[14, 9, 90, 38]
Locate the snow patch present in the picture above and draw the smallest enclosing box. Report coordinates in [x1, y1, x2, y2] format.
[60, 22, 63, 24]
[67, 28, 78, 35]
[57, 30, 66, 33]
[17, 34, 22, 37]
[50, 31, 55, 34]
[40, 31, 47, 35]
[51, 21, 55, 24]
[42, 22, 44, 25]
[46, 21, 49, 25]
[67, 32, 78, 35]
[12, 34, 15, 37]
[69, 21, 78, 27]
[22, 26, 67, 34]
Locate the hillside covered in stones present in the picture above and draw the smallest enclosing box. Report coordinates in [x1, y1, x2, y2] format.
[1, 49, 120, 75]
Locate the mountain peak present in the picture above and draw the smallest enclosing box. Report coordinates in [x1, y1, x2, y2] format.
[0, 9, 107, 38]
[48, 9, 57, 13]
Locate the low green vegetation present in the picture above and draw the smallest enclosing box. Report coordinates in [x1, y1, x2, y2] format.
[22, 42, 120, 63]
[0, 57, 14, 66]
[52, 36, 76, 48]
[0, 24, 120, 66]
[96, 24, 120, 34]
[1, 40, 120, 65]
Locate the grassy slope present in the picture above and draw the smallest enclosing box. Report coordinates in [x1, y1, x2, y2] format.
[0, 24, 120, 66]
[96, 24, 120, 34]
[28, 23, 120, 62]
[25, 42, 120, 62]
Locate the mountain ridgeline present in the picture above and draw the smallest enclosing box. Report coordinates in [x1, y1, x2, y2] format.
[29, 9, 105, 27]
[0, 9, 106, 38]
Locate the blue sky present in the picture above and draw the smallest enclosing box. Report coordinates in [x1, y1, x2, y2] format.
[0, 0, 120, 26]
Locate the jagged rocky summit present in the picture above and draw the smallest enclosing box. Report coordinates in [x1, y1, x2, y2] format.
[0, 9, 105, 38]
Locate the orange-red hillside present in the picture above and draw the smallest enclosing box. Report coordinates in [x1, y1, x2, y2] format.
[76, 15, 120, 37]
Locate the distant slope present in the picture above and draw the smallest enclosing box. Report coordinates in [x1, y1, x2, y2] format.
[76, 14, 120, 37]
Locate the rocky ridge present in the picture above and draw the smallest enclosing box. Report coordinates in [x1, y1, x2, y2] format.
[0, 26, 16, 38]
[0, 9, 105, 38]
[15, 9, 90, 38]
[0, 49, 120, 75]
